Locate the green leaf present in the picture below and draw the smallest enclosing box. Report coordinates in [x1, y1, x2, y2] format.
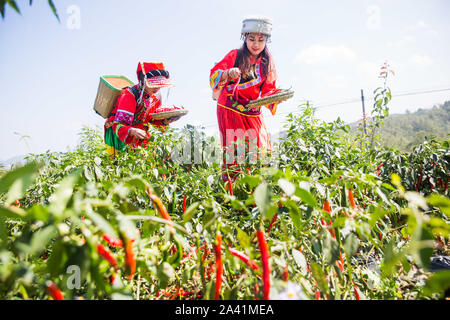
[47, 0, 59, 22]
[427, 194, 450, 217]
[294, 187, 318, 208]
[157, 262, 175, 288]
[0, 205, 29, 221]
[48, 169, 82, 217]
[422, 270, 450, 297]
[412, 226, 434, 270]
[86, 209, 118, 238]
[182, 202, 200, 223]
[311, 262, 329, 293]
[322, 233, 339, 264]
[238, 175, 261, 189]
[28, 203, 49, 222]
[343, 233, 359, 257]
[28, 225, 58, 257]
[292, 249, 307, 275]
[118, 215, 139, 241]
[375, 187, 390, 205]
[47, 239, 66, 277]
[0, 162, 40, 205]
[6, 0, 21, 15]
[254, 182, 272, 218]
[278, 179, 295, 197]
[0, 216, 7, 248]
[236, 226, 250, 249]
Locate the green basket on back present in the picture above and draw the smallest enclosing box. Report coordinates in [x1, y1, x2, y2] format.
[93, 75, 135, 118]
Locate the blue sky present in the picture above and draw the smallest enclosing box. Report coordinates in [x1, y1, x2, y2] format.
[1, 0, 450, 161]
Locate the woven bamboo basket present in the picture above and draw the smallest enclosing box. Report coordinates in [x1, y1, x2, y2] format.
[151, 109, 189, 120]
[246, 89, 294, 109]
[93, 75, 134, 118]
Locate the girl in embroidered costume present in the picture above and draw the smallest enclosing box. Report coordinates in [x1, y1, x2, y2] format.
[104, 62, 183, 157]
[210, 16, 280, 182]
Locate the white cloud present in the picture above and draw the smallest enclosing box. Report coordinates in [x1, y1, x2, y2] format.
[295, 44, 356, 65]
[387, 35, 415, 48]
[405, 20, 439, 36]
[356, 61, 380, 79]
[408, 54, 433, 66]
[312, 72, 348, 89]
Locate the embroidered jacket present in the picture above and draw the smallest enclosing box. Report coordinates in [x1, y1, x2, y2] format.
[210, 49, 279, 115]
[105, 85, 164, 146]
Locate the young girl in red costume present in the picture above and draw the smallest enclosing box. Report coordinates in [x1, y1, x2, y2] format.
[104, 62, 184, 157]
[210, 16, 280, 183]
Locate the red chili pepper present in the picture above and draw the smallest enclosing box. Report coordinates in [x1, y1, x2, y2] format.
[97, 244, 117, 267]
[315, 291, 321, 300]
[282, 266, 289, 282]
[147, 189, 174, 234]
[228, 247, 260, 271]
[162, 174, 166, 180]
[257, 229, 271, 300]
[336, 251, 344, 273]
[121, 232, 136, 280]
[102, 234, 123, 248]
[46, 282, 64, 300]
[227, 176, 233, 196]
[163, 153, 172, 163]
[267, 213, 278, 234]
[202, 241, 211, 261]
[328, 220, 336, 239]
[353, 283, 360, 300]
[376, 163, 384, 176]
[323, 200, 331, 213]
[214, 234, 223, 300]
[348, 189, 356, 209]
[182, 196, 187, 213]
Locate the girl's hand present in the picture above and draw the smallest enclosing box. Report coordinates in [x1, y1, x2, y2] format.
[227, 68, 241, 79]
[129, 128, 149, 140]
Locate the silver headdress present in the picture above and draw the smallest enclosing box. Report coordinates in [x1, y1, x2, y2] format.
[241, 15, 273, 40]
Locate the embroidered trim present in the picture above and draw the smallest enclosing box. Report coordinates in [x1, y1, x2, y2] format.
[226, 63, 261, 91]
[115, 123, 125, 136]
[114, 109, 134, 125]
[217, 103, 261, 117]
[210, 70, 225, 90]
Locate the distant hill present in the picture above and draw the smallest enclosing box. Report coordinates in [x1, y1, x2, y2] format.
[351, 100, 450, 151]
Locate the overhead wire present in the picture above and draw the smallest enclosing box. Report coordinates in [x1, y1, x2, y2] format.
[197, 86, 450, 128]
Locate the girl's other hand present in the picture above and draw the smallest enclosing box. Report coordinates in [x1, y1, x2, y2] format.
[129, 128, 149, 140]
[227, 68, 241, 79]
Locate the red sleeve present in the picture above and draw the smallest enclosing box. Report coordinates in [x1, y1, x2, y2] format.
[210, 49, 237, 90]
[260, 67, 281, 115]
[111, 89, 137, 143]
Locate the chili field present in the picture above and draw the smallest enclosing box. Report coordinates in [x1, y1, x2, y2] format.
[0, 103, 449, 300]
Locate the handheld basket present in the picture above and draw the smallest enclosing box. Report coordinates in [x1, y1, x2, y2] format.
[150, 109, 189, 120]
[246, 89, 294, 109]
[93, 75, 134, 118]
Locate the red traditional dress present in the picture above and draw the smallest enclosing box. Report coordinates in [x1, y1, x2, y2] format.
[104, 84, 167, 157]
[210, 49, 279, 180]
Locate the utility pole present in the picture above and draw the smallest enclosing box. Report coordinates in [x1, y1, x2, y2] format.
[361, 89, 367, 135]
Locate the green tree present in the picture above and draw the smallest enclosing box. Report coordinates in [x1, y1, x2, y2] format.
[0, 0, 59, 21]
